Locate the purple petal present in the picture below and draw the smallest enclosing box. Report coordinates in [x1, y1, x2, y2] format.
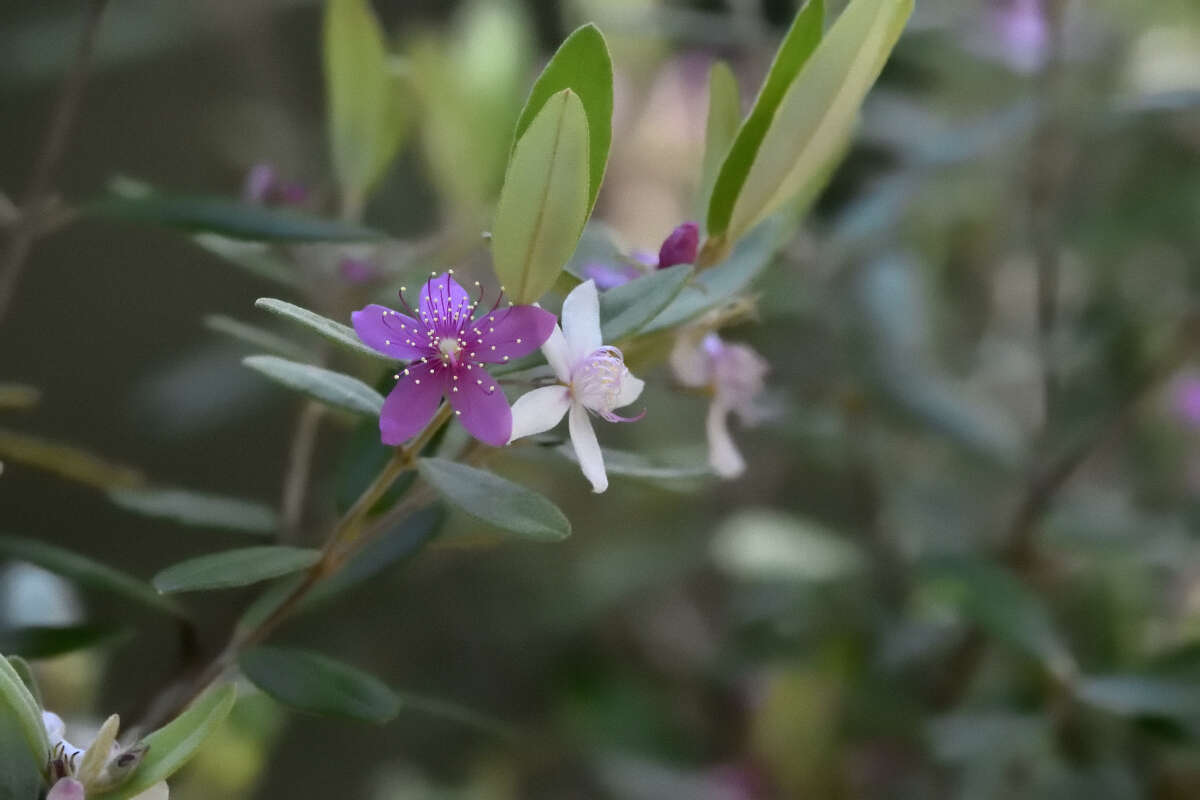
[418, 272, 473, 333]
[242, 163, 276, 205]
[657, 221, 700, 268]
[380, 368, 446, 445]
[469, 305, 557, 363]
[582, 262, 640, 291]
[352, 304, 427, 360]
[448, 367, 511, 446]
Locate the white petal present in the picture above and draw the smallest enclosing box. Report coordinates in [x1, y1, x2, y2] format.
[568, 402, 607, 493]
[132, 781, 170, 800]
[706, 401, 745, 478]
[42, 711, 66, 741]
[541, 325, 572, 383]
[47, 779, 86, 800]
[615, 368, 645, 408]
[562, 279, 602, 363]
[508, 386, 571, 443]
[669, 331, 710, 388]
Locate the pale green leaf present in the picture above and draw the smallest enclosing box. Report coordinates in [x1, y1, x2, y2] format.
[511, 23, 612, 214]
[0, 534, 182, 616]
[492, 89, 591, 303]
[707, 1, 822, 237]
[93, 685, 237, 800]
[6, 657, 42, 709]
[418, 458, 570, 541]
[240, 646, 400, 724]
[152, 546, 321, 594]
[0, 702, 42, 800]
[107, 487, 279, 535]
[0, 653, 49, 773]
[599, 265, 692, 343]
[718, 0, 912, 244]
[254, 298, 391, 362]
[191, 234, 303, 287]
[243, 355, 385, 417]
[203, 314, 311, 360]
[1077, 675, 1200, 718]
[0, 428, 144, 489]
[696, 61, 741, 222]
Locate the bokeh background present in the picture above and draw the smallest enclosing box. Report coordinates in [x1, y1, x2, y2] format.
[4, 0, 1200, 797]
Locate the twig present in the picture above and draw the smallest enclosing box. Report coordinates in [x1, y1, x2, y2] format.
[0, 0, 109, 325]
[279, 402, 325, 541]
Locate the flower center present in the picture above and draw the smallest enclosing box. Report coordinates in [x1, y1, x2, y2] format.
[571, 347, 626, 413]
[437, 336, 462, 360]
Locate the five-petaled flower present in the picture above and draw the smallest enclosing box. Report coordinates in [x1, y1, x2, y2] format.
[352, 271, 556, 447]
[43, 710, 165, 800]
[670, 331, 769, 478]
[508, 280, 645, 493]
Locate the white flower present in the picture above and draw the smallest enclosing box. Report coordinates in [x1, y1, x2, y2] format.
[44, 710, 168, 800]
[509, 280, 645, 492]
[670, 331, 768, 478]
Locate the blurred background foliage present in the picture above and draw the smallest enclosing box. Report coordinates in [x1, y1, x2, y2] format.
[3, 0, 1200, 798]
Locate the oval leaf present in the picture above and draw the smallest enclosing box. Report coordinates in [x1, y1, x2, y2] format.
[511, 23, 613, 213]
[707, 0, 822, 236]
[6, 657, 42, 709]
[0, 654, 49, 772]
[492, 89, 590, 304]
[152, 546, 321, 594]
[93, 685, 237, 800]
[0, 702, 42, 800]
[108, 487, 279, 535]
[240, 646, 400, 724]
[717, 0, 912, 245]
[0, 534, 181, 616]
[697, 61, 742, 221]
[599, 264, 693, 343]
[324, 0, 410, 202]
[204, 314, 311, 360]
[88, 194, 383, 242]
[254, 297, 392, 362]
[417, 458, 570, 541]
[243, 355, 385, 417]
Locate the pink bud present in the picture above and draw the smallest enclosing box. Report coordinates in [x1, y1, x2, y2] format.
[657, 222, 700, 268]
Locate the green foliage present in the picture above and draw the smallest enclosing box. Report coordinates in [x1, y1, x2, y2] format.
[418, 458, 570, 541]
[492, 89, 591, 303]
[0, 534, 181, 616]
[0, 429, 144, 489]
[697, 61, 741, 222]
[204, 314, 312, 360]
[254, 298, 392, 362]
[598, 265, 693, 343]
[240, 646, 400, 724]
[243, 355, 385, 417]
[107, 487, 279, 535]
[153, 546, 321, 594]
[0, 624, 126, 659]
[93, 685, 237, 800]
[0, 654, 49, 778]
[6, 657, 42, 709]
[323, 0, 411, 208]
[511, 23, 613, 215]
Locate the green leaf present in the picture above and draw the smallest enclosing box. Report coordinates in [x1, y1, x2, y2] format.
[0, 653, 48, 774]
[1076, 675, 1200, 719]
[0, 624, 126, 659]
[395, 690, 517, 740]
[88, 194, 384, 242]
[191, 234, 304, 287]
[240, 646, 400, 724]
[641, 216, 782, 334]
[0, 428, 144, 489]
[599, 265, 693, 343]
[94, 685, 237, 800]
[254, 298, 392, 362]
[108, 487, 279, 535]
[511, 23, 613, 214]
[324, 0, 411, 204]
[555, 445, 712, 486]
[0, 534, 182, 616]
[418, 458, 570, 541]
[918, 557, 1076, 679]
[707, 0, 821, 238]
[152, 546, 321, 594]
[243, 355, 385, 417]
[710, 0, 911, 244]
[6, 657, 42, 709]
[0, 701, 42, 800]
[492, 89, 591, 304]
[203, 314, 311, 360]
[696, 61, 741, 222]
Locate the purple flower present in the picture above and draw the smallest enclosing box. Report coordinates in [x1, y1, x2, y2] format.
[974, 0, 1050, 74]
[352, 272, 556, 447]
[582, 262, 642, 291]
[657, 221, 700, 268]
[1172, 375, 1200, 427]
[242, 162, 309, 208]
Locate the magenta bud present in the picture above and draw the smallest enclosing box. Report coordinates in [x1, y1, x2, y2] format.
[657, 221, 700, 268]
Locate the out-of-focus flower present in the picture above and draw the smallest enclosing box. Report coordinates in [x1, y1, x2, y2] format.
[43, 711, 165, 799]
[509, 280, 645, 493]
[241, 162, 308, 208]
[657, 221, 700, 268]
[337, 256, 379, 285]
[352, 271, 556, 446]
[671, 332, 769, 478]
[977, 0, 1051, 74]
[1171, 375, 1200, 427]
[582, 262, 642, 291]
